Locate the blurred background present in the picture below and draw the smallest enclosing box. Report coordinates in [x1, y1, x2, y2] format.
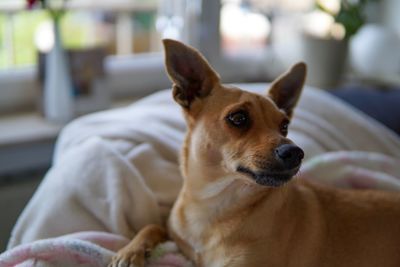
[0, 0, 399, 251]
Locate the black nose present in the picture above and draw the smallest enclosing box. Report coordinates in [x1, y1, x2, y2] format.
[275, 144, 304, 169]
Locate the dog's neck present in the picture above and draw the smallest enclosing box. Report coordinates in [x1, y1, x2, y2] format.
[170, 163, 293, 265]
[182, 168, 290, 220]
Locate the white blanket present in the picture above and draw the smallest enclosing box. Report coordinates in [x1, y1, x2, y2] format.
[8, 84, 400, 249]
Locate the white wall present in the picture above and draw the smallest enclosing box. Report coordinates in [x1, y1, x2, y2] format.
[382, 0, 400, 34]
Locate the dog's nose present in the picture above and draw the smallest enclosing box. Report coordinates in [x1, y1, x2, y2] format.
[275, 144, 304, 169]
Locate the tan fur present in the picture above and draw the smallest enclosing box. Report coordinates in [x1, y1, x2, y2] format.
[111, 40, 400, 267]
[110, 224, 167, 266]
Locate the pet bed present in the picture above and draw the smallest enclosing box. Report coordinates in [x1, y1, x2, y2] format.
[2, 84, 400, 266]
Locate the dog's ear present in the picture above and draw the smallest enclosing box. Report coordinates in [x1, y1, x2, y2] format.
[163, 39, 220, 109]
[268, 62, 307, 118]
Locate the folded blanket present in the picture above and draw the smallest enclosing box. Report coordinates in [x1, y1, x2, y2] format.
[2, 151, 399, 266]
[7, 84, 400, 251]
[0, 231, 193, 267]
[0, 232, 119, 267]
[300, 151, 400, 191]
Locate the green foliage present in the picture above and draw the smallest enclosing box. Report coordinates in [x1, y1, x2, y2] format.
[316, 0, 378, 39]
[335, 1, 365, 39]
[134, 12, 156, 31]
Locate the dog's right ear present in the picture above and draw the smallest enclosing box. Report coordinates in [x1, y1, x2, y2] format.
[163, 39, 220, 109]
[268, 62, 307, 118]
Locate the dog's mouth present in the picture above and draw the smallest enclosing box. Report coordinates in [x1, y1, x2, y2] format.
[237, 166, 300, 187]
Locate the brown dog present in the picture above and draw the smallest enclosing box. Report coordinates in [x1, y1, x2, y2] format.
[110, 40, 400, 267]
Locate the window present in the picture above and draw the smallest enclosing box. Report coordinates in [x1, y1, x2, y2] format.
[0, 0, 163, 70]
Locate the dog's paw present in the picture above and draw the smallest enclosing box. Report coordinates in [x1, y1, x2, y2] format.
[108, 248, 145, 267]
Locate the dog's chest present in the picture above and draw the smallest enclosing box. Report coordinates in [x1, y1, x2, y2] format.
[170, 204, 235, 266]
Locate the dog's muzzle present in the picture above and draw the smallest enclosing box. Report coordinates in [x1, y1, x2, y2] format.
[237, 144, 304, 187]
[237, 166, 300, 187]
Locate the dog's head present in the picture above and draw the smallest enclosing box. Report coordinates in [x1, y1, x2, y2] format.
[163, 39, 306, 187]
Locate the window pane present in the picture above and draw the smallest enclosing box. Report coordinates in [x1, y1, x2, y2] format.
[220, 0, 314, 55]
[13, 11, 48, 67]
[220, 0, 272, 54]
[0, 14, 5, 68]
[0, 0, 163, 70]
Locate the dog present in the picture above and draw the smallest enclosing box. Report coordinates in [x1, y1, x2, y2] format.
[110, 39, 400, 267]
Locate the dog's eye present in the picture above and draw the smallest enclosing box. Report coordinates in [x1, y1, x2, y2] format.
[280, 119, 289, 136]
[227, 111, 249, 128]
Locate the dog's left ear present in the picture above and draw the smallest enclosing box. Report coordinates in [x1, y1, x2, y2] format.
[268, 62, 307, 118]
[163, 39, 220, 109]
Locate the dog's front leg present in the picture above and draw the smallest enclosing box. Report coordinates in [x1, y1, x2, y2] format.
[109, 224, 168, 267]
